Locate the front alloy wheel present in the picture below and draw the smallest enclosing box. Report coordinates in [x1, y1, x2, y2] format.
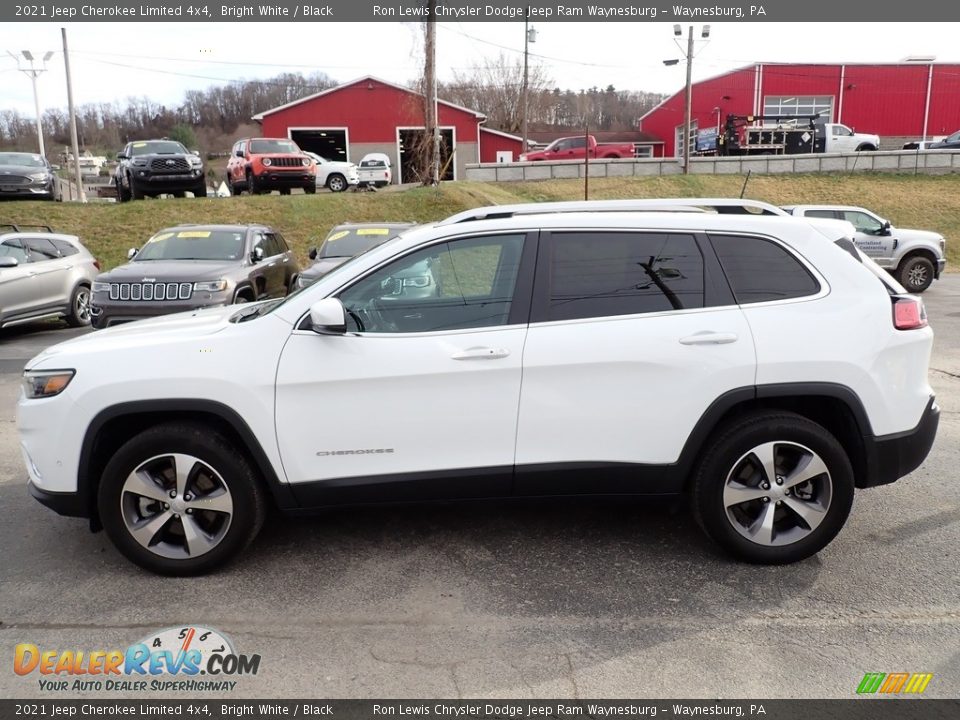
[99, 422, 266, 575]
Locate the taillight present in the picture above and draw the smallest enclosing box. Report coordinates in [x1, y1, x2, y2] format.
[93, 259, 101, 270]
[893, 296, 927, 330]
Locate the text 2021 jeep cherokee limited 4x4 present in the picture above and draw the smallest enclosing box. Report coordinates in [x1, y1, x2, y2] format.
[18, 199, 938, 575]
[114, 140, 207, 201]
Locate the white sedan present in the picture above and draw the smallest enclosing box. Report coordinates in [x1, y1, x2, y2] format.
[304, 152, 359, 193]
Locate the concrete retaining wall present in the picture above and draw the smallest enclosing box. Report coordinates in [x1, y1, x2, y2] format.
[464, 149, 960, 182]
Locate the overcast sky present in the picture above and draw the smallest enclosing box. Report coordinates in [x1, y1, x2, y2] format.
[1, 22, 957, 116]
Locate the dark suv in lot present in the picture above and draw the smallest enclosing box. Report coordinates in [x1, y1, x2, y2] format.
[114, 140, 207, 201]
[90, 224, 300, 328]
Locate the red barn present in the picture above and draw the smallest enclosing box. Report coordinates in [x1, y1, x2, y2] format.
[253, 75, 524, 184]
[640, 62, 960, 157]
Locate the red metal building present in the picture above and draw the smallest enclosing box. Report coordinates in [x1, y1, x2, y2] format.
[640, 62, 960, 157]
[253, 75, 526, 183]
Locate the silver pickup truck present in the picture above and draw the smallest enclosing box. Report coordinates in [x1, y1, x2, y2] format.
[781, 205, 946, 292]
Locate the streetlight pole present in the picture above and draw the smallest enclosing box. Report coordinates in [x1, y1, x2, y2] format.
[522, 11, 536, 153]
[9, 50, 54, 157]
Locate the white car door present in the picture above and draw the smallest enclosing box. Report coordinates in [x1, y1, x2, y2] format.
[514, 229, 756, 494]
[274, 232, 534, 503]
[0, 238, 36, 319]
[840, 210, 898, 266]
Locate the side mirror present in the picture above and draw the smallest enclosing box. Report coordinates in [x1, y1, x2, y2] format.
[0, 256, 18, 268]
[50, 164, 60, 171]
[308, 248, 318, 261]
[127, 248, 138, 260]
[234, 150, 244, 158]
[117, 153, 128, 160]
[881, 220, 892, 236]
[251, 246, 264, 264]
[309, 298, 347, 334]
[191, 150, 200, 156]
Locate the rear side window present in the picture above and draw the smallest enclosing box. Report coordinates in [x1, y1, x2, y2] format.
[51, 238, 79, 257]
[548, 232, 704, 321]
[711, 234, 820, 304]
[804, 209, 839, 220]
[23, 237, 60, 262]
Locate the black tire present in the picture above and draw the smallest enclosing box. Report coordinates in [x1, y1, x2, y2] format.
[691, 411, 855, 565]
[246, 171, 260, 195]
[326, 174, 347, 192]
[896, 255, 935, 293]
[97, 422, 267, 576]
[303, 184, 316, 194]
[66, 284, 92, 327]
[130, 178, 145, 200]
[193, 183, 208, 198]
[233, 287, 254, 304]
[116, 180, 131, 203]
[856, 144, 877, 152]
[229, 178, 243, 197]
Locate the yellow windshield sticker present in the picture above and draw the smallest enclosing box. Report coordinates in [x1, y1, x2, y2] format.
[132, 142, 147, 147]
[148, 232, 174, 243]
[326, 230, 351, 242]
[177, 231, 211, 238]
[356, 228, 390, 236]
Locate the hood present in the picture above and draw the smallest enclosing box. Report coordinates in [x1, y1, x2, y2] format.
[301, 256, 349, 280]
[97, 259, 240, 283]
[893, 227, 944, 242]
[26, 305, 244, 369]
[0, 164, 51, 176]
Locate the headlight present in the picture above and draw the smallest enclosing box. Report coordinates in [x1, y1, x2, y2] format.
[92, 282, 110, 293]
[190, 156, 203, 166]
[940, 239, 946, 252]
[194, 280, 228, 292]
[262, 158, 272, 167]
[133, 158, 147, 166]
[29, 172, 51, 182]
[23, 370, 75, 399]
[301, 157, 311, 167]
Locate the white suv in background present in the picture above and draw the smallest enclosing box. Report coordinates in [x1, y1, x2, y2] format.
[18, 200, 938, 575]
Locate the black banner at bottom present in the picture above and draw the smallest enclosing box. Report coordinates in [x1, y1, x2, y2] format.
[2, 700, 959, 720]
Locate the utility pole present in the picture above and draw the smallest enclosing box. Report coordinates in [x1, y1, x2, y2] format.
[424, 6, 439, 185]
[683, 26, 694, 175]
[62, 29, 86, 202]
[9, 50, 54, 157]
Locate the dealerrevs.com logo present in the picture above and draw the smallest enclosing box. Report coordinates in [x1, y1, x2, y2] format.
[14, 626, 260, 693]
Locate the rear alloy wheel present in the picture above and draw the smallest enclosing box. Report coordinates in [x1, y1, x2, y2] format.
[692, 412, 854, 564]
[326, 174, 347, 192]
[897, 255, 935, 293]
[98, 423, 266, 575]
[66, 284, 92, 327]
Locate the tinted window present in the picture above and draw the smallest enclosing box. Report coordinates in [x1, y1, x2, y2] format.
[712, 234, 820, 304]
[339, 234, 525, 333]
[0, 239, 28, 263]
[23, 237, 60, 262]
[805, 210, 838, 220]
[51, 238, 79, 257]
[273, 232, 290, 253]
[548, 232, 704, 321]
[127, 141, 188, 156]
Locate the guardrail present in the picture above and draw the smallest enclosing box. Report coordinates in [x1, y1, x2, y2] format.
[464, 149, 960, 182]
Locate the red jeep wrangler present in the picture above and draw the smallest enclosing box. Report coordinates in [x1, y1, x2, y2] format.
[227, 137, 316, 195]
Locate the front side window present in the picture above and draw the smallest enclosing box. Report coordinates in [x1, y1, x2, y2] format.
[547, 232, 704, 322]
[712, 234, 820, 304]
[842, 211, 884, 234]
[339, 234, 525, 333]
[0, 239, 28, 263]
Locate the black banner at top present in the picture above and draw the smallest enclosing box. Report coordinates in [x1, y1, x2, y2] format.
[5, 0, 960, 23]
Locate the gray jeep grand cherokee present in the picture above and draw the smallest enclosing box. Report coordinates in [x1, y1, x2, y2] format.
[90, 224, 300, 329]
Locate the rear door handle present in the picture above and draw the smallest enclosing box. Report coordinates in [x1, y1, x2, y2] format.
[451, 347, 511, 361]
[679, 332, 739, 346]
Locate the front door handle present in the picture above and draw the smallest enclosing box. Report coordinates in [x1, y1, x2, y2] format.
[679, 332, 739, 346]
[451, 347, 511, 361]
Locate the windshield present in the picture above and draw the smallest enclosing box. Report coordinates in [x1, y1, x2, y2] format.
[250, 139, 300, 154]
[0, 153, 46, 167]
[129, 141, 188, 156]
[319, 226, 409, 258]
[135, 229, 246, 261]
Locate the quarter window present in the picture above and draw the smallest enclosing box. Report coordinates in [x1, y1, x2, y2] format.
[547, 232, 704, 321]
[712, 234, 820, 304]
[339, 234, 525, 333]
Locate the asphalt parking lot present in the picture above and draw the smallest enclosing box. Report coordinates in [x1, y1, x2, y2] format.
[1, 277, 958, 700]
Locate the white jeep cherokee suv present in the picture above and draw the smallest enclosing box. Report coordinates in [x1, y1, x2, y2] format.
[18, 200, 939, 575]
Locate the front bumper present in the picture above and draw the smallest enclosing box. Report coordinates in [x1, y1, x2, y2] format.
[862, 395, 939, 487]
[28, 479, 87, 518]
[936, 258, 946, 278]
[0, 183, 55, 199]
[255, 171, 314, 188]
[129, 171, 205, 192]
[91, 296, 230, 329]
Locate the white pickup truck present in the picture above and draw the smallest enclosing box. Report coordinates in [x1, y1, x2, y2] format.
[781, 205, 946, 292]
[356, 152, 392, 188]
